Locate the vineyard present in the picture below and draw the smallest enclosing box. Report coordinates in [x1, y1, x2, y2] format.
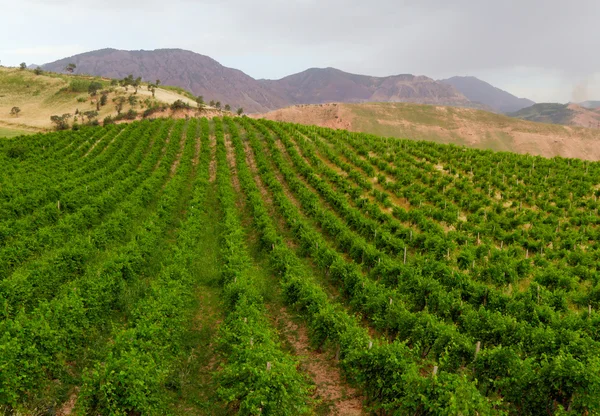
[1, 117, 600, 415]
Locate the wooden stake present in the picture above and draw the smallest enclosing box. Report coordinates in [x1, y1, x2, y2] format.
[433, 366, 438, 376]
[475, 341, 481, 359]
[266, 362, 271, 371]
[404, 247, 407, 264]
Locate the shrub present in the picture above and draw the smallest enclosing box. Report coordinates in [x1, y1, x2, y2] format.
[170, 99, 190, 111]
[66, 79, 91, 93]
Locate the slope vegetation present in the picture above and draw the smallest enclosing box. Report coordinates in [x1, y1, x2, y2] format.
[42, 48, 288, 113]
[255, 102, 600, 160]
[0, 66, 198, 134]
[510, 103, 600, 128]
[2, 117, 600, 415]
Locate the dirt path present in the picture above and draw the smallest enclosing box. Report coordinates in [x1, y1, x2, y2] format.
[272, 306, 364, 415]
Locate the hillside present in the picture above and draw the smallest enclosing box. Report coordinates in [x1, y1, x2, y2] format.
[509, 103, 600, 128]
[3, 117, 600, 415]
[581, 100, 600, 109]
[441, 76, 534, 113]
[42, 48, 290, 113]
[255, 102, 600, 160]
[260, 67, 473, 107]
[42, 48, 516, 113]
[0, 66, 202, 133]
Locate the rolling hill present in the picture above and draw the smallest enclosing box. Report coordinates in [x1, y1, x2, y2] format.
[42, 48, 517, 113]
[509, 103, 600, 128]
[0, 66, 202, 134]
[440, 76, 534, 113]
[42, 48, 287, 114]
[580, 100, 600, 109]
[254, 102, 600, 160]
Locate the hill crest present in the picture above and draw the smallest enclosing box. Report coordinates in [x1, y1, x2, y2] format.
[42, 48, 513, 114]
[440, 76, 534, 113]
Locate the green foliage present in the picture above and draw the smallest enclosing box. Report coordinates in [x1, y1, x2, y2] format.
[88, 81, 102, 96]
[170, 99, 190, 111]
[50, 113, 72, 130]
[2, 116, 600, 414]
[65, 79, 92, 93]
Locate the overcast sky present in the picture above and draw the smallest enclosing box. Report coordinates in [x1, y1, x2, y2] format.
[1, 0, 598, 103]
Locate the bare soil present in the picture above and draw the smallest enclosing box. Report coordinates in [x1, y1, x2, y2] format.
[273, 306, 364, 415]
[254, 103, 600, 161]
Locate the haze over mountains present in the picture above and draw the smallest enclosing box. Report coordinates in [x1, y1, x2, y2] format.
[440, 76, 535, 113]
[42, 48, 535, 114]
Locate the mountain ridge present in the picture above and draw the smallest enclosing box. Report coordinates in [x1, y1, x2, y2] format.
[440, 76, 534, 113]
[42, 48, 522, 113]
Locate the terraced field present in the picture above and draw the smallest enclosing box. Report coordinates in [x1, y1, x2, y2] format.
[2, 117, 600, 415]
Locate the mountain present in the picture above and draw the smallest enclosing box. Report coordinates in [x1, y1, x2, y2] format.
[580, 100, 600, 109]
[260, 68, 473, 108]
[254, 102, 600, 160]
[42, 48, 287, 113]
[43, 49, 479, 113]
[440, 76, 534, 113]
[508, 103, 600, 128]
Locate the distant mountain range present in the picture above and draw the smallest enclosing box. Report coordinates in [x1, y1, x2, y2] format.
[42, 48, 535, 114]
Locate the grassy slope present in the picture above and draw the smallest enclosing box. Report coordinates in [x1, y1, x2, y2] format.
[0, 126, 35, 138]
[255, 102, 600, 160]
[508, 103, 573, 124]
[0, 67, 196, 131]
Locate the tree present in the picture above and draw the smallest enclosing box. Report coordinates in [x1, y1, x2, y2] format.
[237, 108, 244, 116]
[155, 79, 160, 87]
[209, 100, 215, 107]
[224, 104, 231, 112]
[50, 113, 72, 130]
[65, 63, 76, 73]
[120, 74, 134, 92]
[83, 110, 99, 122]
[88, 81, 103, 96]
[19, 62, 26, 70]
[128, 95, 138, 107]
[196, 95, 204, 108]
[132, 77, 142, 94]
[100, 91, 109, 106]
[110, 79, 118, 86]
[215, 101, 221, 109]
[170, 99, 190, 111]
[33, 67, 43, 75]
[113, 96, 126, 115]
[10, 107, 21, 117]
